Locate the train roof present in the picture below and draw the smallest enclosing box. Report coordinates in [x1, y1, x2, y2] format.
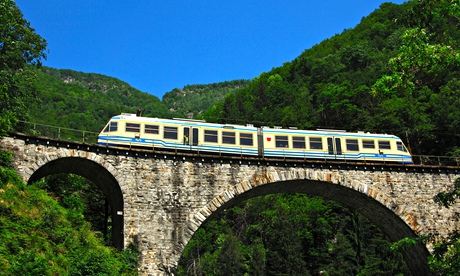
[111, 114, 257, 131]
[110, 114, 399, 139]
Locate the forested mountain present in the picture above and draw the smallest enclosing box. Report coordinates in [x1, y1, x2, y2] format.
[204, 0, 459, 156]
[25, 67, 169, 133]
[162, 80, 249, 118]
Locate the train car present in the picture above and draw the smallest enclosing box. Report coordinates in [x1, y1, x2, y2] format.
[97, 114, 413, 164]
[261, 126, 412, 163]
[97, 113, 259, 156]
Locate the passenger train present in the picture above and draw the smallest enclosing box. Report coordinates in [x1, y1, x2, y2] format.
[97, 114, 413, 164]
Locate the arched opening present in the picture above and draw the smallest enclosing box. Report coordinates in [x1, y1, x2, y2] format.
[181, 179, 430, 275]
[28, 157, 124, 250]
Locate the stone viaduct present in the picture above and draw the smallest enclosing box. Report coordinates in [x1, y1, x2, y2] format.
[1, 134, 459, 275]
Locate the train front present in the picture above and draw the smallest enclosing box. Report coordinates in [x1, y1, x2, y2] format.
[395, 138, 413, 164]
[97, 115, 122, 146]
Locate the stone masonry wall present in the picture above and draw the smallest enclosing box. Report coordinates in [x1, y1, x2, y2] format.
[1, 137, 458, 275]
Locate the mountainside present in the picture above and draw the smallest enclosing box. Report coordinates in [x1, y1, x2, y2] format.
[162, 80, 249, 118]
[204, 0, 460, 156]
[25, 67, 170, 133]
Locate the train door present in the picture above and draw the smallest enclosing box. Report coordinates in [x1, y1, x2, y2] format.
[327, 138, 334, 155]
[257, 128, 264, 157]
[335, 138, 342, 155]
[192, 128, 199, 146]
[183, 127, 190, 145]
[327, 137, 342, 158]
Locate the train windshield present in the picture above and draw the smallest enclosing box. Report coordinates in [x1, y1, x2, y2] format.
[396, 141, 408, 152]
[102, 121, 118, 133]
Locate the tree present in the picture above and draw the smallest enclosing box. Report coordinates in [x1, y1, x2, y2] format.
[217, 234, 245, 276]
[0, 0, 46, 135]
[371, 27, 459, 154]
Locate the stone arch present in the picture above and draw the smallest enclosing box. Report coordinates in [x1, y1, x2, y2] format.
[28, 157, 124, 250]
[186, 179, 431, 275]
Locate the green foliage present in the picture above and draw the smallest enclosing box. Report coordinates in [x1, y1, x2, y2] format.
[434, 178, 460, 208]
[0, 0, 46, 136]
[33, 174, 110, 240]
[177, 194, 408, 275]
[428, 232, 460, 276]
[390, 236, 419, 252]
[0, 155, 138, 275]
[0, 150, 13, 168]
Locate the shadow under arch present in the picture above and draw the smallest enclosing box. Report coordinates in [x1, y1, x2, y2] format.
[191, 179, 431, 275]
[28, 157, 124, 250]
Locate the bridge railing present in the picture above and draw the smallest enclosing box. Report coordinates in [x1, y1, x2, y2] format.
[411, 155, 460, 167]
[15, 120, 99, 144]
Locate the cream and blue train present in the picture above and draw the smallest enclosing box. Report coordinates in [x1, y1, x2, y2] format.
[97, 114, 413, 164]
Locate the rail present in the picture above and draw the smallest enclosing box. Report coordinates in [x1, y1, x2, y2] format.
[411, 155, 460, 167]
[12, 120, 460, 167]
[15, 120, 99, 144]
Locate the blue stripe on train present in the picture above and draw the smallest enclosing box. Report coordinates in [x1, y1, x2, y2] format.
[97, 136, 258, 155]
[98, 136, 413, 163]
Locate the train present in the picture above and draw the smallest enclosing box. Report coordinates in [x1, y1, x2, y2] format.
[97, 113, 413, 164]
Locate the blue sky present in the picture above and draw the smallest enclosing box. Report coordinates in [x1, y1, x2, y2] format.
[16, 0, 405, 98]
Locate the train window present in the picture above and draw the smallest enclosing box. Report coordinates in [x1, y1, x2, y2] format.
[145, 124, 159, 134]
[378, 141, 391, 150]
[240, 133, 253, 146]
[126, 123, 140, 133]
[275, 136, 289, 148]
[222, 131, 236, 144]
[293, 136, 306, 149]
[310, 137, 323, 150]
[204, 130, 218, 143]
[346, 139, 359, 151]
[103, 121, 118, 132]
[164, 126, 178, 140]
[362, 139, 375, 149]
[396, 141, 407, 152]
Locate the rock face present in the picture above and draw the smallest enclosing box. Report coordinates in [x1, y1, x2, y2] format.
[2, 136, 459, 275]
